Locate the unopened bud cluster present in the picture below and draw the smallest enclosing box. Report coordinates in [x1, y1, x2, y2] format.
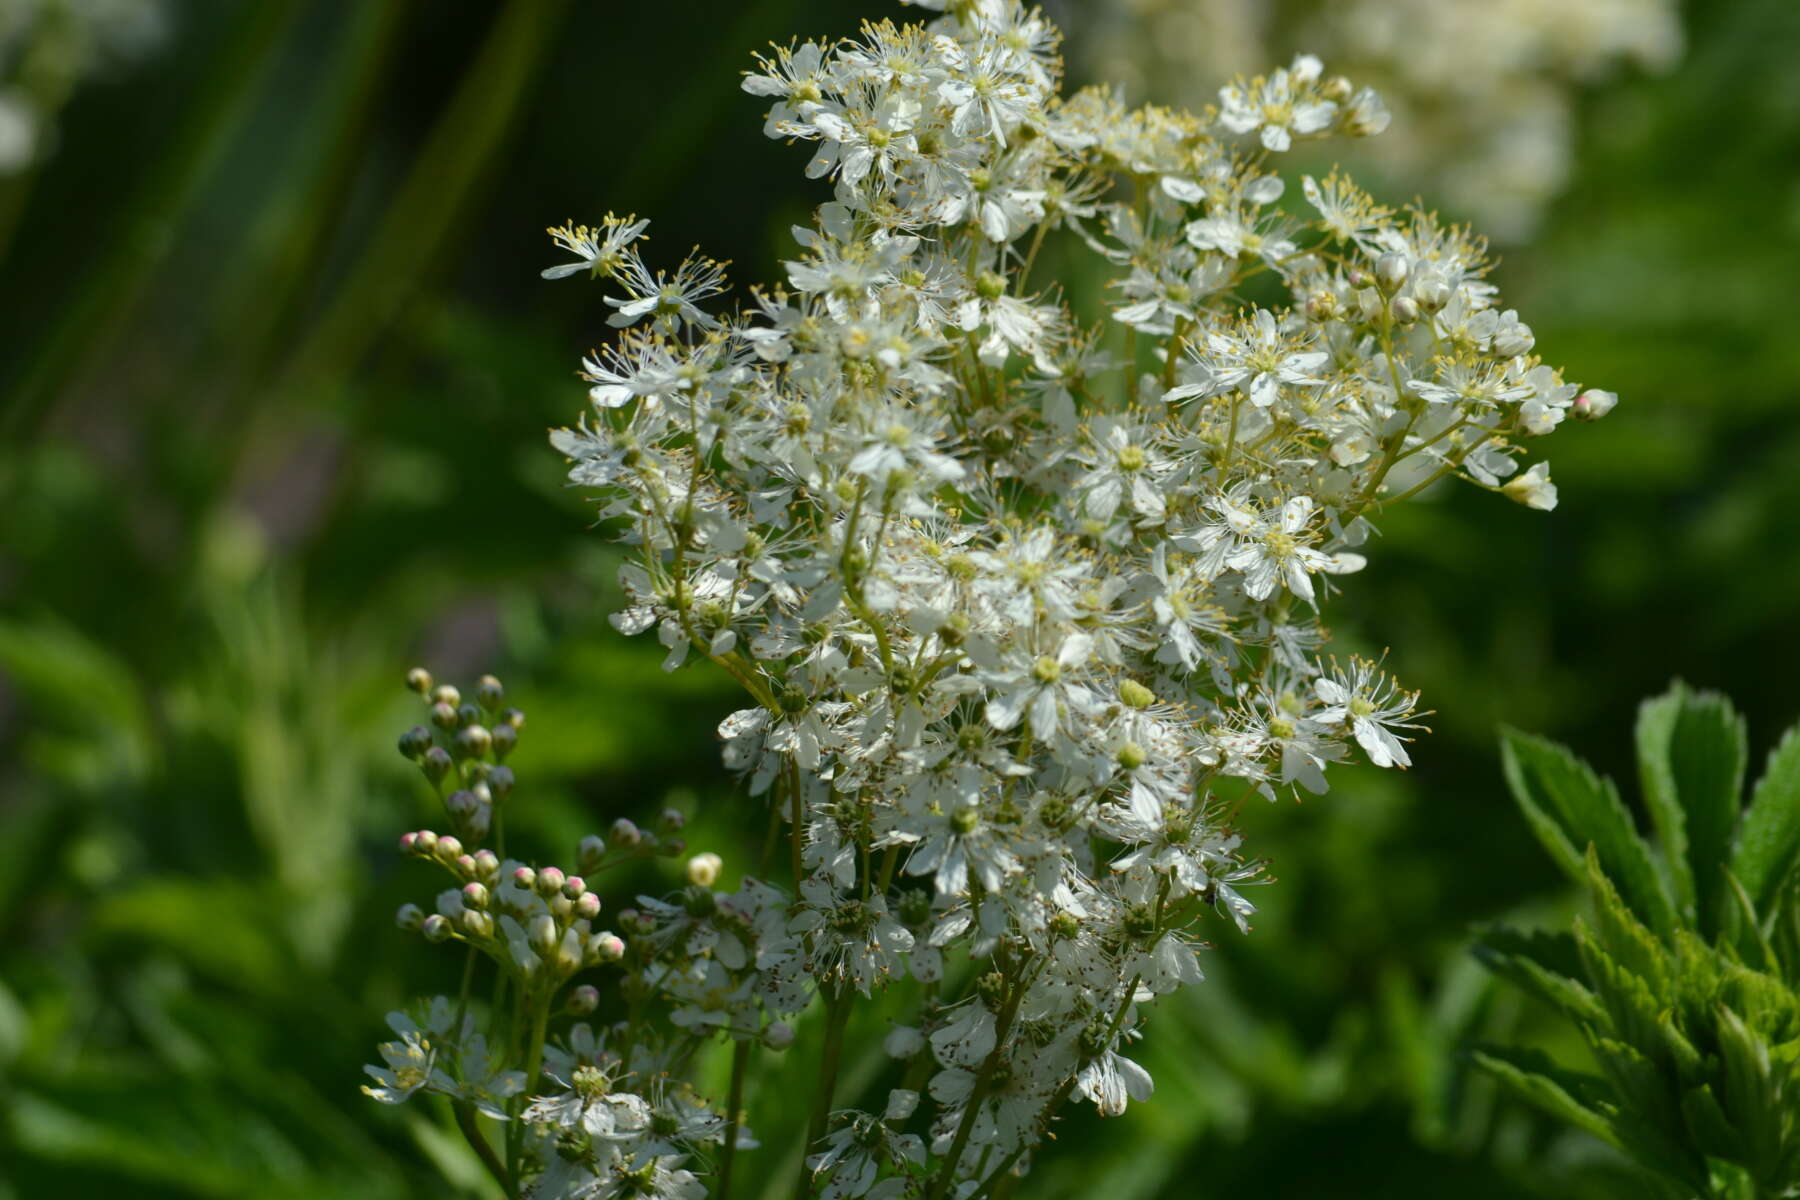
[366, 672, 759, 1196]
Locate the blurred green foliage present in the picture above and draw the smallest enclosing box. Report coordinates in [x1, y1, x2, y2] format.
[1, 1, 1797, 1197]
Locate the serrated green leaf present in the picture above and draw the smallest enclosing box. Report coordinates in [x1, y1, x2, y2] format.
[1680, 1083, 1747, 1164]
[1733, 723, 1800, 919]
[1473, 926, 1605, 1026]
[1502, 728, 1678, 939]
[1470, 1044, 1618, 1146]
[1714, 1004, 1781, 1183]
[1638, 687, 1697, 915]
[1637, 682, 1748, 938]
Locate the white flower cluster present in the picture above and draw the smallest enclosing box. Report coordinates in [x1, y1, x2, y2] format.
[0, 0, 170, 174]
[372, 2, 1619, 1197]
[1061, 0, 1682, 239]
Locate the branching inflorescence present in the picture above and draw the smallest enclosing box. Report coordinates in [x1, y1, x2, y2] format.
[366, 2, 1617, 1197]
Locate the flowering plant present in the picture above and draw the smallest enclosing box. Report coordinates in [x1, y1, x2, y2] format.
[365, 2, 1616, 1196]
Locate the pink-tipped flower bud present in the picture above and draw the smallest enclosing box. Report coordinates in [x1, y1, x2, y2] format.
[472, 849, 499, 879]
[395, 903, 425, 931]
[512, 866, 537, 890]
[561, 875, 586, 899]
[763, 1021, 796, 1051]
[453, 854, 478, 879]
[411, 830, 439, 856]
[434, 835, 463, 862]
[1572, 388, 1617, 421]
[577, 835, 606, 873]
[398, 831, 420, 854]
[609, 818, 642, 849]
[569, 984, 600, 1015]
[591, 932, 626, 962]
[685, 852, 723, 888]
[461, 882, 490, 911]
[421, 914, 452, 943]
[536, 866, 566, 897]
[574, 892, 601, 921]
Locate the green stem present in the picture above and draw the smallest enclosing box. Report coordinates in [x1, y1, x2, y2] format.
[927, 971, 1031, 1200]
[453, 1099, 515, 1198]
[797, 987, 854, 1199]
[718, 1038, 753, 1200]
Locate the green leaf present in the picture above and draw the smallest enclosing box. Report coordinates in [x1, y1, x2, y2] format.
[1637, 687, 1696, 914]
[1470, 1044, 1618, 1147]
[1473, 927, 1605, 1026]
[1636, 682, 1748, 937]
[1732, 722, 1800, 918]
[1679, 1084, 1747, 1164]
[1503, 727, 1678, 939]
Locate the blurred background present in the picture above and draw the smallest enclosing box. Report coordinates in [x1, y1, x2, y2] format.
[2, 0, 1798, 1196]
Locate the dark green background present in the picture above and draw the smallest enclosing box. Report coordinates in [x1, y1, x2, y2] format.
[2, 1, 1798, 1196]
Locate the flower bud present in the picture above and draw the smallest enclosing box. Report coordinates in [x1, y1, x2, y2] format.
[455, 725, 492, 759]
[536, 866, 567, 897]
[456, 703, 482, 729]
[610, 818, 642, 849]
[658, 807, 687, 833]
[499, 707, 526, 730]
[461, 882, 490, 911]
[406, 667, 434, 696]
[513, 866, 537, 890]
[399, 831, 421, 855]
[486, 765, 514, 801]
[420, 747, 453, 786]
[395, 903, 425, 931]
[490, 723, 518, 760]
[591, 931, 626, 962]
[1374, 252, 1409, 294]
[1118, 679, 1156, 709]
[461, 910, 493, 939]
[569, 985, 600, 1016]
[764, 1021, 796, 1051]
[431, 701, 459, 731]
[685, 852, 723, 888]
[434, 834, 463, 862]
[473, 849, 499, 880]
[526, 913, 558, 956]
[560, 874, 587, 899]
[1390, 296, 1419, 326]
[1413, 274, 1451, 314]
[446, 789, 478, 819]
[475, 675, 504, 712]
[1572, 388, 1617, 421]
[453, 853, 479, 879]
[575, 892, 602, 921]
[431, 684, 461, 709]
[1492, 321, 1534, 358]
[659, 836, 686, 859]
[1321, 74, 1353, 102]
[422, 914, 453, 943]
[398, 726, 433, 760]
[578, 835, 607, 873]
